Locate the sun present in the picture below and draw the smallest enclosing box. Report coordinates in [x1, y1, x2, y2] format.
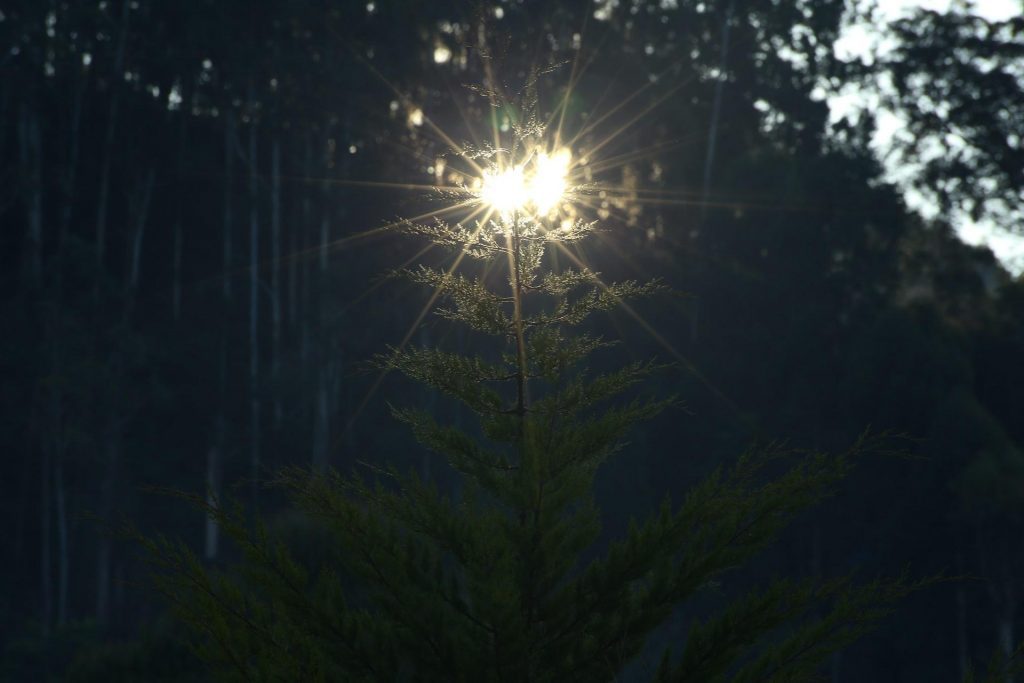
[478, 147, 573, 217]
[480, 164, 529, 214]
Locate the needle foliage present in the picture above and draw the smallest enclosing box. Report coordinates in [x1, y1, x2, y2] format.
[144, 132, 919, 681]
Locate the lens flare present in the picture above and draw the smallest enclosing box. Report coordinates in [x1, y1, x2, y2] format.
[478, 147, 572, 217]
[529, 148, 572, 214]
[481, 165, 529, 213]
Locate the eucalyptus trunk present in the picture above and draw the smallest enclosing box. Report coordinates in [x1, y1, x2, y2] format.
[271, 136, 283, 428]
[17, 103, 43, 291]
[223, 114, 235, 302]
[95, 414, 121, 623]
[124, 167, 156, 322]
[172, 107, 188, 321]
[247, 86, 261, 510]
[38, 421, 52, 635]
[93, 0, 131, 298]
[311, 135, 333, 470]
[53, 457, 68, 626]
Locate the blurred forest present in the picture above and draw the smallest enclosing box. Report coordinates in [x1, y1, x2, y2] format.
[1, 0, 1023, 680]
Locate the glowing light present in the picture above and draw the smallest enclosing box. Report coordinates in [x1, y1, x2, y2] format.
[408, 108, 424, 127]
[478, 147, 572, 216]
[481, 165, 529, 213]
[528, 148, 572, 214]
[433, 44, 452, 64]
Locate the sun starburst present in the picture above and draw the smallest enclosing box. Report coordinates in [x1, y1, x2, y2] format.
[476, 146, 573, 219]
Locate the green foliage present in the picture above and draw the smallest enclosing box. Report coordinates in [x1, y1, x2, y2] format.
[149, 113, 916, 680]
[876, 8, 1024, 229]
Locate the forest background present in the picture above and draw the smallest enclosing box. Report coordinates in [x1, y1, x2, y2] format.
[2, 0, 1024, 680]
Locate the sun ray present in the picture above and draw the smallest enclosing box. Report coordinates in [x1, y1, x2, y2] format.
[566, 63, 686, 151]
[551, 11, 603, 148]
[577, 138, 691, 176]
[332, 23, 770, 439]
[334, 240, 438, 317]
[347, 203, 494, 431]
[549, 239, 743, 416]
[574, 78, 692, 169]
[446, 78, 486, 154]
[351, 47, 486, 178]
[297, 177, 467, 194]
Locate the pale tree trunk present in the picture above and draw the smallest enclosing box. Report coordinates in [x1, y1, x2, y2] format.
[53, 457, 68, 626]
[980, 528, 1018, 682]
[39, 422, 52, 635]
[94, 0, 131, 297]
[699, 0, 734, 220]
[204, 440, 222, 561]
[300, 133, 312, 397]
[59, 72, 85, 260]
[691, 0, 734, 345]
[0, 83, 8, 171]
[172, 108, 187, 321]
[271, 137, 283, 428]
[311, 136, 333, 470]
[48, 71, 86, 630]
[223, 115, 235, 302]
[311, 366, 330, 473]
[287, 144, 298, 328]
[958, 584, 970, 679]
[207, 116, 235, 562]
[18, 103, 43, 290]
[247, 84, 261, 510]
[957, 545, 970, 681]
[311, 350, 341, 473]
[46, 316, 69, 634]
[206, 334, 226, 561]
[97, 164, 155, 624]
[998, 569, 1015, 680]
[95, 416, 120, 623]
[124, 168, 156, 322]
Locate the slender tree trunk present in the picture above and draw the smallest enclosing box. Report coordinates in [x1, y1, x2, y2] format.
[957, 583, 969, 680]
[59, 73, 84, 260]
[204, 441, 221, 561]
[300, 133, 312, 430]
[311, 136, 334, 470]
[0, 82, 9, 171]
[509, 214, 528, 420]
[271, 137, 283, 428]
[312, 366, 330, 472]
[47, 71, 85, 630]
[999, 570, 1015, 681]
[124, 168, 156, 322]
[956, 544, 970, 681]
[319, 178, 329, 274]
[39, 424, 52, 635]
[94, 0, 131, 298]
[54, 457, 68, 627]
[207, 115, 235, 561]
[18, 103, 43, 291]
[699, 0, 734, 221]
[247, 85, 261, 510]
[287, 153, 298, 327]
[207, 333, 227, 561]
[95, 416, 119, 623]
[97, 161, 154, 624]
[223, 115, 235, 301]
[172, 109, 187, 320]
